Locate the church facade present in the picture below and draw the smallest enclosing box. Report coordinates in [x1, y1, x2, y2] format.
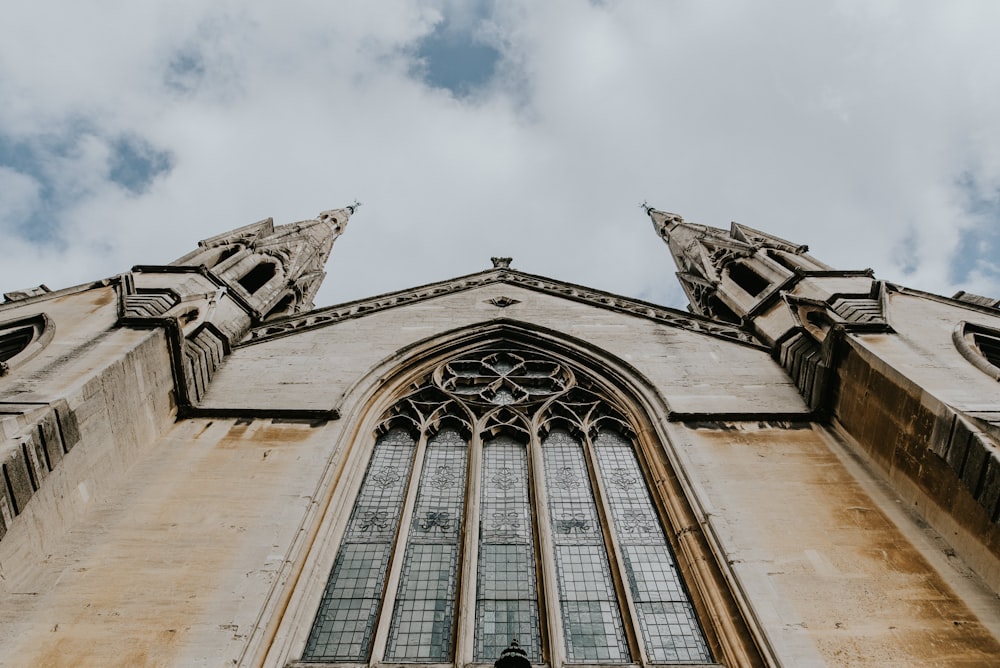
[1, 206, 999, 666]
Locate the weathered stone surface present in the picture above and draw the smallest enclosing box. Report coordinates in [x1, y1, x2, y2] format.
[671, 421, 1000, 667]
[1, 442, 34, 513]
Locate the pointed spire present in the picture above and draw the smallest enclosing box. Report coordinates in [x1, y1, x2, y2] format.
[646, 207, 753, 286]
[170, 205, 357, 318]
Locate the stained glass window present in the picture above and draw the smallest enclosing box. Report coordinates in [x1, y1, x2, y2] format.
[303, 428, 416, 661]
[544, 429, 630, 663]
[386, 428, 469, 662]
[475, 436, 541, 661]
[594, 430, 711, 663]
[302, 348, 713, 666]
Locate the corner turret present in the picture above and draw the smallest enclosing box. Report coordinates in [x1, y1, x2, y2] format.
[647, 207, 832, 328]
[121, 206, 357, 407]
[171, 204, 356, 320]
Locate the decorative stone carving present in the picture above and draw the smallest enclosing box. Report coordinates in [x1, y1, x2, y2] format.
[436, 350, 570, 407]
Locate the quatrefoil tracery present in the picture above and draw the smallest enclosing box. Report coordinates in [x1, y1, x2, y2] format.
[435, 350, 572, 407]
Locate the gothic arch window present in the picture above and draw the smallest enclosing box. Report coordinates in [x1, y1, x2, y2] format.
[301, 347, 713, 666]
[954, 321, 1000, 381]
[0, 314, 53, 376]
[237, 258, 278, 295]
[726, 262, 770, 297]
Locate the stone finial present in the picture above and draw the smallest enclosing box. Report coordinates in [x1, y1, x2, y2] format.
[491, 257, 513, 269]
[494, 639, 530, 668]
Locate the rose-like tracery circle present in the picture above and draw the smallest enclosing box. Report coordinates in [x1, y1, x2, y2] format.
[435, 350, 572, 406]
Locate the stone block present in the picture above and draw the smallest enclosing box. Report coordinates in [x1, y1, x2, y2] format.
[945, 418, 973, 475]
[54, 399, 81, 452]
[960, 432, 989, 497]
[929, 414, 956, 459]
[1, 441, 34, 514]
[21, 428, 49, 487]
[38, 410, 64, 469]
[977, 453, 1000, 522]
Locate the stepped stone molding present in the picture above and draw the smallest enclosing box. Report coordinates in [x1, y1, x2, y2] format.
[0, 401, 80, 541]
[776, 331, 827, 412]
[931, 415, 1000, 523]
[122, 288, 180, 319]
[242, 269, 761, 348]
[183, 324, 228, 404]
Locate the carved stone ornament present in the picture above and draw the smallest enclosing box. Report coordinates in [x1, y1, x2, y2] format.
[488, 296, 520, 308]
[491, 257, 513, 269]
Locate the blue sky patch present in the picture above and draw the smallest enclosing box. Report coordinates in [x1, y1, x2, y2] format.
[108, 136, 174, 195]
[0, 126, 173, 243]
[951, 173, 1000, 286]
[415, 17, 500, 96]
[164, 49, 206, 94]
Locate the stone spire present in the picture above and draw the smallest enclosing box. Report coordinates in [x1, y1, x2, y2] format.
[647, 207, 830, 324]
[649, 208, 752, 286]
[172, 205, 357, 319]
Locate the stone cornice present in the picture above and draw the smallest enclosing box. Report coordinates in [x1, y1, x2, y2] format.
[239, 268, 764, 349]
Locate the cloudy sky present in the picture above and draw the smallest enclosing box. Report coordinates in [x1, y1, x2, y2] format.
[2, 1, 999, 311]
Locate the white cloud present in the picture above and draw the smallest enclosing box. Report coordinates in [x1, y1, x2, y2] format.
[1, 1, 1000, 311]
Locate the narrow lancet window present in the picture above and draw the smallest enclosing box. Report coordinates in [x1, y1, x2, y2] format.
[303, 428, 416, 661]
[386, 428, 469, 662]
[593, 430, 711, 663]
[543, 429, 630, 663]
[475, 435, 541, 661]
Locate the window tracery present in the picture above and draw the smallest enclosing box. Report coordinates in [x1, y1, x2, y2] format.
[302, 347, 712, 666]
[0, 314, 52, 376]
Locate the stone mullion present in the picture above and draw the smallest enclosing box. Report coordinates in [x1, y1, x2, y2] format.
[455, 426, 482, 666]
[530, 427, 565, 668]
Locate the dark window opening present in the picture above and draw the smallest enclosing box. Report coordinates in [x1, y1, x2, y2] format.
[237, 261, 277, 295]
[767, 250, 800, 273]
[0, 326, 33, 363]
[709, 296, 741, 325]
[974, 332, 1000, 368]
[264, 294, 295, 321]
[207, 245, 240, 269]
[728, 262, 770, 297]
[806, 311, 832, 328]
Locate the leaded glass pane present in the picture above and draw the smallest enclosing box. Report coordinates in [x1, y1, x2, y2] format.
[595, 430, 711, 664]
[475, 437, 541, 661]
[543, 429, 630, 663]
[386, 428, 468, 662]
[304, 428, 416, 661]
